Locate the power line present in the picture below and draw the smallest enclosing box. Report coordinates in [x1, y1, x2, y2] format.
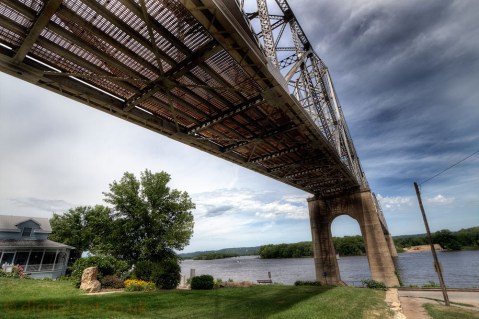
[420, 150, 479, 185]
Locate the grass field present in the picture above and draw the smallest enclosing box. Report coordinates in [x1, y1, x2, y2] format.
[425, 303, 479, 319]
[0, 278, 391, 319]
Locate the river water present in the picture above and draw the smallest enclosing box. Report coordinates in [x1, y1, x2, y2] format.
[181, 250, 479, 288]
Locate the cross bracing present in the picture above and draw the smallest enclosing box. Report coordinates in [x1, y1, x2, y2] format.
[0, 0, 368, 196]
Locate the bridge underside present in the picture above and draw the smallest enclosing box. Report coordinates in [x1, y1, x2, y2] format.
[0, 0, 358, 196]
[0, 0, 399, 285]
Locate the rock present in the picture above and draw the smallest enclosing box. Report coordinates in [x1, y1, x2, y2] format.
[80, 266, 101, 292]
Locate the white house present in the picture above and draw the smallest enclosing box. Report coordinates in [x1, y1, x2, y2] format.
[0, 215, 74, 279]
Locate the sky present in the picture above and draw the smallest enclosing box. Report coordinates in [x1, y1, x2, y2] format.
[0, 0, 478, 253]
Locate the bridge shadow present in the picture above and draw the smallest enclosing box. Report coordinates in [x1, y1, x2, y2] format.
[0, 285, 336, 318]
[195, 285, 335, 318]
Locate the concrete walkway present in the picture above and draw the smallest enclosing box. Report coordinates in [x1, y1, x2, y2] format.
[399, 295, 432, 319]
[385, 289, 407, 319]
[397, 289, 479, 319]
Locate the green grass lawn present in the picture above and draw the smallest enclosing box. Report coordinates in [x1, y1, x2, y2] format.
[0, 278, 391, 319]
[424, 304, 479, 319]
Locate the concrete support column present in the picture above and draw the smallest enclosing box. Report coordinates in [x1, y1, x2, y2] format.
[356, 190, 399, 287]
[386, 234, 398, 258]
[307, 189, 399, 287]
[308, 197, 342, 285]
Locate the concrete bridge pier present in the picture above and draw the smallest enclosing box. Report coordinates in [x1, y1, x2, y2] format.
[308, 189, 400, 287]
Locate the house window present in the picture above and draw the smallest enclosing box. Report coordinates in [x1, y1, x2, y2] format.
[22, 227, 32, 237]
[14, 252, 29, 266]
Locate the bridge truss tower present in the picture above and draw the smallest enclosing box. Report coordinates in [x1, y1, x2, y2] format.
[247, 0, 398, 286]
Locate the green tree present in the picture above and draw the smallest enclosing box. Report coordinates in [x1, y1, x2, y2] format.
[49, 205, 112, 262]
[432, 229, 461, 251]
[103, 169, 195, 264]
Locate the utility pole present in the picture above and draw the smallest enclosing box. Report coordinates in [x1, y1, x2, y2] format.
[414, 182, 450, 306]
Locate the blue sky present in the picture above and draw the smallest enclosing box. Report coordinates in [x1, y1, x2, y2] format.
[0, 0, 478, 253]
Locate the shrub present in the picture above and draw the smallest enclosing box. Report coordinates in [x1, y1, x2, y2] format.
[294, 280, 322, 286]
[422, 281, 440, 288]
[151, 259, 181, 289]
[133, 258, 181, 289]
[71, 255, 129, 287]
[214, 278, 223, 288]
[191, 275, 214, 290]
[101, 275, 125, 289]
[12, 265, 27, 279]
[0, 266, 28, 279]
[124, 279, 155, 292]
[361, 279, 387, 290]
[133, 260, 153, 282]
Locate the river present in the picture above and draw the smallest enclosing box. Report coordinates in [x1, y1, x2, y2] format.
[181, 250, 479, 288]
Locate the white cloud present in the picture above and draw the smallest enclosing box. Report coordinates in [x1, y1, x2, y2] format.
[425, 194, 455, 205]
[376, 194, 413, 209]
[192, 189, 308, 221]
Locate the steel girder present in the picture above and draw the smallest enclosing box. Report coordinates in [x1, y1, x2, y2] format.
[250, 0, 368, 188]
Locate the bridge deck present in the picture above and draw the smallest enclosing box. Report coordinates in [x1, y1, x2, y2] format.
[0, 0, 359, 195]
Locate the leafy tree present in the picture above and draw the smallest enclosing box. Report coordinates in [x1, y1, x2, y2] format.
[103, 169, 195, 264]
[432, 229, 461, 251]
[334, 236, 365, 256]
[49, 205, 112, 262]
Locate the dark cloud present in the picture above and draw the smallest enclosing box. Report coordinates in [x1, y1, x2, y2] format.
[205, 205, 234, 217]
[289, 0, 479, 196]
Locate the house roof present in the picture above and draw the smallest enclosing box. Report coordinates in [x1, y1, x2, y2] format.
[0, 239, 74, 249]
[0, 215, 52, 232]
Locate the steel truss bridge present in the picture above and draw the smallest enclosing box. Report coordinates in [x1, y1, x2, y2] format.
[0, 0, 372, 199]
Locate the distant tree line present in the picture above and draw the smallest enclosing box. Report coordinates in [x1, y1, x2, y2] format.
[193, 253, 239, 260]
[394, 227, 479, 251]
[258, 242, 313, 259]
[258, 227, 479, 258]
[258, 236, 365, 259]
[179, 247, 259, 259]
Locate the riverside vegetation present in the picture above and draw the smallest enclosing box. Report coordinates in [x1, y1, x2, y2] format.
[257, 227, 479, 258]
[179, 227, 478, 260]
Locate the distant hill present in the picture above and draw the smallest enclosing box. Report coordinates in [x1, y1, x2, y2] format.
[179, 246, 260, 259]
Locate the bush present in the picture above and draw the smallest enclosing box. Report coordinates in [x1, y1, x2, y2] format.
[124, 279, 155, 292]
[151, 259, 181, 289]
[133, 258, 181, 289]
[422, 281, 440, 288]
[361, 279, 387, 290]
[191, 275, 214, 290]
[0, 266, 28, 279]
[71, 255, 129, 287]
[214, 278, 223, 288]
[294, 280, 322, 286]
[100, 275, 125, 289]
[133, 260, 153, 282]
